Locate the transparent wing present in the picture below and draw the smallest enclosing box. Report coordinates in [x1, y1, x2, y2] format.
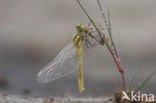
[37, 42, 78, 83]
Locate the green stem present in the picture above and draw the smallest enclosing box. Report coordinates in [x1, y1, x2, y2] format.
[97, 0, 119, 58]
[108, 8, 111, 30]
[97, 0, 112, 44]
[77, 0, 100, 35]
[134, 70, 156, 95]
[127, 61, 141, 91]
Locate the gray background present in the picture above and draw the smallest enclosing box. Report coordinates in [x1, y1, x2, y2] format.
[0, 0, 155, 97]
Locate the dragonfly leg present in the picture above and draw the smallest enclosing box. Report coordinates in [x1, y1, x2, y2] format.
[87, 22, 91, 27]
[84, 38, 100, 49]
[85, 39, 94, 49]
[85, 36, 105, 49]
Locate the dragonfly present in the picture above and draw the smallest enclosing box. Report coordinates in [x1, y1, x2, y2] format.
[37, 24, 105, 93]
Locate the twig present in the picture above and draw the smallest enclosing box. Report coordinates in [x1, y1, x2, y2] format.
[76, 0, 126, 91]
[97, 0, 119, 59]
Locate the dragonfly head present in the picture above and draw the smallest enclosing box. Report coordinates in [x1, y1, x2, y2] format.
[76, 24, 85, 33]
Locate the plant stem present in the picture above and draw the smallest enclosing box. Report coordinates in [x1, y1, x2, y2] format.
[97, 0, 119, 59]
[134, 70, 156, 94]
[76, 0, 102, 37]
[96, 0, 125, 90]
[127, 61, 141, 91]
[76, 0, 126, 91]
[105, 41, 126, 91]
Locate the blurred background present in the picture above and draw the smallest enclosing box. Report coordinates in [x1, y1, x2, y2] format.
[0, 0, 155, 97]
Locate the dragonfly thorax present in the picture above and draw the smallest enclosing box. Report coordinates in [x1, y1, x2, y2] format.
[73, 34, 83, 48]
[74, 23, 105, 49]
[76, 24, 85, 33]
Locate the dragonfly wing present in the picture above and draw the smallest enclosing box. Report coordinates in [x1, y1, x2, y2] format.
[37, 42, 78, 83]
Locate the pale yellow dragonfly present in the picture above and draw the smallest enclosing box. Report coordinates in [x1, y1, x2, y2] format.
[37, 24, 104, 93]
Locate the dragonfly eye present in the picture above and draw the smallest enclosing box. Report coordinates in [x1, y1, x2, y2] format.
[76, 24, 85, 33]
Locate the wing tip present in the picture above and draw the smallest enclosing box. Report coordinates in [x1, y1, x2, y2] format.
[37, 71, 48, 84]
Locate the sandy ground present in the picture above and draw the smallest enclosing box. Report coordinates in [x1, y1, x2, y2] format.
[0, 95, 114, 103]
